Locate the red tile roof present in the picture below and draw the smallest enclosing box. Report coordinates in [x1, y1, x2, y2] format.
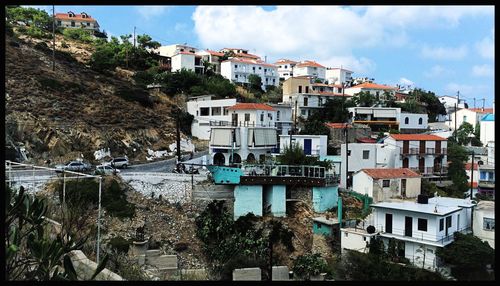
[55, 12, 97, 22]
[361, 168, 421, 179]
[357, 137, 377, 143]
[312, 83, 343, 88]
[325, 123, 352, 129]
[349, 82, 398, 90]
[464, 163, 479, 170]
[318, 92, 351, 97]
[222, 57, 277, 68]
[228, 103, 275, 111]
[470, 182, 478, 188]
[389, 134, 447, 141]
[235, 52, 260, 59]
[295, 60, 325, 68]
[469, 108, 494, 114]
[176, 51, 196, 56]
[275, 59, 298, 65]
[205, 49, 225, 57]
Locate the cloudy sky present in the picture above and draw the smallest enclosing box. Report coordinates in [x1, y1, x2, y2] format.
[33, 5, 494, 107]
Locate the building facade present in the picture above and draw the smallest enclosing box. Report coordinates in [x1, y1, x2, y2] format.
[325, 67, 353, 85]
[480, 113, 495, 146]
[54, 11, 100, 31]
[472, 200, 495, 248]
[220, 58, 279, 91]
[292, 61, 326, 80]
[344, 82, 398, 99]
[279, 134, 328, 157]
[274, 59, 298, 81]
[186, 96, 237, 140]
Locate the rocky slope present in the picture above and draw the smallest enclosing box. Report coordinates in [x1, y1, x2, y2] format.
[5, 32, 183, 165]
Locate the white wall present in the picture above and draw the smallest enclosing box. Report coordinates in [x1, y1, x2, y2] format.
[400, 113, 428, 130]
[172, 53, 195, 72]
[352, 171, 374, 197]
[220, 60, 279, 91]
[293, 66, 326, 80]
[157, 44, 198, 57]
[480, 120, 495, 146]
[231, 109, 277, 128]
[447, 109, 483, 131]
[353, 171, 421, 201]
[279, 135, 327, 157]
[340, 229, 372, 254]
[402, 241, 438, 271]
[325, 69, 352, 85]
[187, 98, 237, 140]
[473, 202, 495, 249]
[340, 143, 378, 188]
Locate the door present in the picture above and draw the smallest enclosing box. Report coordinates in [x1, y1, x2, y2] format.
[403, 158, 409, 168]
[385, 213, 393, 233]
[419, 141, 425, 154]
[405, 216, 413, 237]
[435, 140, 441, 154]
[231, 113, 238, 126]
[403, 140, 409, 154]
[401, 179, 407, 197]
[304, 139, 312, 155]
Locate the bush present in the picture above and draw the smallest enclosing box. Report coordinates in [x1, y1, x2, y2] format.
[108, 236, 131, 254]
[293, 253, 328, 280]
[62, 28, 94, 43]
[115, 86, 154, 108]
[38, 77, 64, 90]
[102, 179, 136, 218]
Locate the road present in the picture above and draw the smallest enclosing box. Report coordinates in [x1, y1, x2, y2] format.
[120, 150, 209, 173]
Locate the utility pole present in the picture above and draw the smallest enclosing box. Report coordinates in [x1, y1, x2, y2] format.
[176, 108, 181, 164]
[473, 98, 476, 109]
[52, 5, 55, 71]
[470, 150, 475, 200]
[290, 99, 298, 149]
[481, 98, 485, 111]
[344, 126, 349, 190]
[133, 26, 136, 48]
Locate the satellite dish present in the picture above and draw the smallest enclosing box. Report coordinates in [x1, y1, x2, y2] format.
[367, 225, 375, 234]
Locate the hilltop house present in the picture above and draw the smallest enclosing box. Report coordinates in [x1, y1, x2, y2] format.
[344, 82, 398, 100]
[472, 200, 495, 248]
[325, 67, 353, 85]
[220, 57, 279, 91]
[54, 11, 100, 31]
[186, 95, 237, 140]
[293, 60, 326, 81]
[275, 59, 298, 81]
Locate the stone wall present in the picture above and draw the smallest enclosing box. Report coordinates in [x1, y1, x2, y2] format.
[68, 250, 123, 281]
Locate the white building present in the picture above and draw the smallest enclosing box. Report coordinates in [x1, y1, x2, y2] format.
[195, 49, 225, 73]
[340, 143, 383, 188]
[370, 196, 476, 271]
[267, 103, 293, 136]
[348, 106, 429, 132]
[186, 96, 237, 140]
[479, 113, 495, 146]
[219, 48, 261, 60]
[220, 58, 279, 91]
[464, 162, 479, 191]
[325, 67, 353, 85]
[352, 168, 421, 202]
[447, 108, 493, 131]
[293, 60, 326, 81]
[227, 103, 277, 128]
[344, 82, 398, 99]
[399, 112, 429, 133]
[156, 44, 198, 58]
[472, 200, 495, 249]
[171, 52, 197, 72]
[274, 59, 298, 81]
[54, 11, 100, 31]
[486, 141, 495, 165]
[437, 95, 467, 122]
[279, 134, 328, 157]
[340, 227, 376, 254]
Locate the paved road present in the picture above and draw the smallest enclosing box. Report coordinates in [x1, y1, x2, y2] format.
[120, 150, 209, 173]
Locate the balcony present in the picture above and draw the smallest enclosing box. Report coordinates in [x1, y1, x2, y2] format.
[375, 224, 471, 247]
[400, 148, 419, 157]
[425, 148, 435, 154]
[478, 179, 495, 189]
[433, 166, 448, 174]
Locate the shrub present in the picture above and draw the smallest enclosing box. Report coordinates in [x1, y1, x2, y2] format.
[62, 28, 94, 43]
[38, 77, 64, 90]
[115, 86, 154, 108]
[101, 179, 135, 218]
[108, 236, 131, 254]
[292, 253, 328, 280]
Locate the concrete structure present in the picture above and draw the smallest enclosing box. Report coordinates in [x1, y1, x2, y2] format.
[156, 44, 198, 58]
[187, 96, 237, 140]
[196, 49, 225, 73]
[54, 11, 100, 31]
[220, 48, 261, 60]
[311, 82, 344, 95]
[352, 168, 421, 202]
[171, 52, 196, 72]
[313, 216, 339, 236]
[348, 106, 401, 131]
[293, 60, 326, 80]
[233, 267, 262, 281]
[486, 141, 495, 165]
[325, 123, 372, 148]
[228, 103, 277, 128]
[312, 185, 338, 212]
[472, 200, 495, 248]
[371, 196, 476, 271]
[437, 95, 467, 122]
[447, 107, 493, 131]
[275, 59, 298, 80]
[340, 227, 376, 254]
[279, 134, 328, 157]
[220, 57, 279, 90]
[267, 103, 293, 136]
[263, 185, 286, 217]
[68, 250, 123, 280]
[340, 142, 382, 188]
[344, 82, 398, 99]
[480, 113, 495, 146]
[234, 185, 263, 218]
[399, 112, 429, 133]
[325, 67, 353, 85]
[464, 162, 479, 193]
[272, 266, 290, 281]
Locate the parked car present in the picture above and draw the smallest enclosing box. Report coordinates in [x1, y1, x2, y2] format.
[55, 161, 91, 173]
[105, 157, 130, 169]
[94, 165, 120, 175]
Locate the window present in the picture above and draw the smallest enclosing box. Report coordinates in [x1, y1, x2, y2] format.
[200, 107, 209, 116]
[317, 223, 322, 229]
[480, 171, 486, 180]
[363, 150, 370, 159]
[483, 218, 495, 231]
[298, 86, 302, 93]
[253, 67, 255, 71]
[344, 232, 348, 237]
[305, 86, 309, 93]
[463, 115, 467, 122]
[235, 65, 238, 68]
[260, 113, 264, 121]
[446, 216, 452, 228]
[211, 107, 221, 116]
[259, 67, 262, 70]
[264, 69, 267, 72]
[273, 79, 275, 83]
[57, 20, 61, 26]
[245, 113, 250, 121]
[418, 218, 428, 231]
[418, 117, 423, 125]
[363, 237, 367, 241]
[285, 65, 288, 69]
[223, 107, 229, 115]
[86, 22, 90, 26]
[301, 110, 306, 115]
[71, 21, 75, 27]
[405, 117, 409, 124]
[304, 97, 308, 106]
[382, 180, 390, 187]
[235, 74, 238, 78]
[439, 218, 444, 231]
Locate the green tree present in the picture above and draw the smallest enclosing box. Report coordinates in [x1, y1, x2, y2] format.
[446, 140, 469, 197]
[471, 122, 483, 147]
[407, 88, 446, 122]
[136, 34, 160, 49]
[6, 6, 52, 38]
[292, 253, 328, 280]
[436, 233, 495, 280]
[454, 122, 474, 146]
[299, 112, 331, 137]
[248, 74, 264, 96]
[62, 28, 94, 43]
[352, 91, 375, 107]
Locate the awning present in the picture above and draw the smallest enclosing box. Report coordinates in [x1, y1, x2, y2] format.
[210, 129, 232, 146]
[374, 109, 397, 118]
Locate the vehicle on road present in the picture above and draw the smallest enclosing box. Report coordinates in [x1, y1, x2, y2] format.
[94, 165, 120, 175]
[105, 157, 129, 169]
[55, 161, 92, 173]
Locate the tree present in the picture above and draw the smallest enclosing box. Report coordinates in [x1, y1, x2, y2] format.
[436, 233, 495, 280]
[299, 111, 330, 137]
[446, 140, 469, 197]
[407, 88, 446, 122]
[352, 91, 375, 107]
[292, 253, 328, 280]
[454, 122, 474, 146]
[136, 34, 160, 50]
[248, 74, 264, 95]
[471, 122, 483, 147]
[6, 6, 52, 38]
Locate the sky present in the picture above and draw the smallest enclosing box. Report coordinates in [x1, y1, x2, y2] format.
[31, 5, 495, 107]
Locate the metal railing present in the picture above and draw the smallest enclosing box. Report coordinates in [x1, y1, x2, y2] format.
[241, 164, 328, 179]
[377, 224, 471, 246]
[425, 148, 435, 154]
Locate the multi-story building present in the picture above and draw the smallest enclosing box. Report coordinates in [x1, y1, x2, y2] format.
[156, 44, 198, 58]
[267, 103, 293, 136]
[324, 123, 371, 149]
[54, 11, 100, 31]
[344, 82, 398, 99]
[447, 107, 493, 131]
[472, 200, 495, 249]
[399, 112, 429, 133]
[310, 82, 345, 95]
[220, 57, 279, 91]
[325, 67, 353, 85]
[227, 103, 277, 128]
[274, 59, 298, 81]
[219, 48, 261, 60]
[186, 96, 237, 140]
[340, 142, 384, 188]
[437, 95, 467, 122]
[480, 113, 495, 146]
[369, 196, 475, 271]
[279, 134, 328, 157]
[293, 60, 326, 81]
[478, 164, 495, 197]
[195, 49, 225, 73]
[348, 107, 428, 133]
[352, 168, 421, 202]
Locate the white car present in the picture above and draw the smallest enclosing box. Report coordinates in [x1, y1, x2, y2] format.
[55, 161, 91, 173]
[94, 165, 120, 175]
[104, 157, 130, 169]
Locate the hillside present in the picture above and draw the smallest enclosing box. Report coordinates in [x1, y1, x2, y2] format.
[5, 31, 186, 165]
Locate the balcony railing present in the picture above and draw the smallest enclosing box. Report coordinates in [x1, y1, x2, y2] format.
[241, 164, 327, 179]
[210, 121, 276, 127]
[375, 224, 471, 246]
[478, 180, 495, 188]
[401, 148, 419, 155]
[433, 167, 448, 174]
[426, 148, 435, 154]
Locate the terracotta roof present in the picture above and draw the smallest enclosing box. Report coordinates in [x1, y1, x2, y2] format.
[464, 163, 479, 170]
[275, 59, 298, 65]
[176, 51, 196, 56]
[318, 91, 350, 97]
[469, 108, 494, 114]
[470, 182, 478, 188]
[312, 83, 343, 88]
[295, 60, 325, 68]
[349, 82, 398, 90]
[325, 123, 352, 129]
[222, 57, 277, 68]
[361, 168, 421, 179]
[205, 49, 225, 57]
[357, 137, 377, 143]
[228, 103, 275, 111]
[389, 134, 447, 141]
[235, 52, 260, 59]
[55, 12, 97, 22]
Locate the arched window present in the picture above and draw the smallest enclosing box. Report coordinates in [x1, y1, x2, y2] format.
[418, 117, 423, 125]
[405, 117, 409, 124]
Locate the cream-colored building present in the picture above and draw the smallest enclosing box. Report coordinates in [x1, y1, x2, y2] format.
[473, 200, 495, 249]
[344, 82, 398, 100]
[54, 11, 100, 31]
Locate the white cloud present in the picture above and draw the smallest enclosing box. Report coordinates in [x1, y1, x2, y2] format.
[472, 64, 493, 77]
[174, 23, 188, 33]
[399, 77, 414, 86]
[321, 56, 377, 74]
[476, 29, 494, 59]
[445, 82, 488, 96]
[423, 65, 454, 78]
[421, 45, 468, 60]
[192, 6, 491, 74]
[136, 6, 170, 18]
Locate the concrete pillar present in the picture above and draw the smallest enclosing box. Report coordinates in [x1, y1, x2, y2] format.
[234, 185, 263, 219]
[272, 266, 289, 280]
[232, 267, 261, 281]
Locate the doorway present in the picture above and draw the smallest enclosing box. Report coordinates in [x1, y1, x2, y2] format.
[405, 216, 413, 237]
